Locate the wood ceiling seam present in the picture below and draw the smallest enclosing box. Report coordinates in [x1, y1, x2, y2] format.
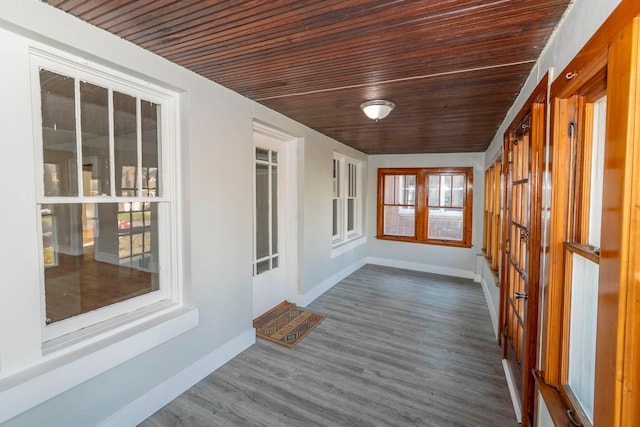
[254, 60, 536, 101]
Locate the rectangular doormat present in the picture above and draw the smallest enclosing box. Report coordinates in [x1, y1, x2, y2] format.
[253, 301, 325, 348]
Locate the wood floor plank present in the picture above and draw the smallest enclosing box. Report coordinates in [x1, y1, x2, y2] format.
[140, 265, 517, 426]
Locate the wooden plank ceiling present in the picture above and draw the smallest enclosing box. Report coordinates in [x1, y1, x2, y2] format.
[45, 0, 571, 154]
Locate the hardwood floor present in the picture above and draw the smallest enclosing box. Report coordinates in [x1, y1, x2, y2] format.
[140, 265, 517, 427]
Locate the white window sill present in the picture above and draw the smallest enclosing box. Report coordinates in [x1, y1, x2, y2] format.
[0, 305, 198, 423]
[331, 235, 367, 258]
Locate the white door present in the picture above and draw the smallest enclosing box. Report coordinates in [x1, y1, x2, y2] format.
[252, 132, 287, 318]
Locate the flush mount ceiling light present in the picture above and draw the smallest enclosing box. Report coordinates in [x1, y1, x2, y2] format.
[360, 99, 396, 121]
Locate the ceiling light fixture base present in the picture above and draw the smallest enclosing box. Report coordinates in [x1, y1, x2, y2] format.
[360, 99, 396, 121]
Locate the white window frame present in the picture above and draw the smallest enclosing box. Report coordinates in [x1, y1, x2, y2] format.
[30, 48, 183, 343]
[332, 153, 362, 247]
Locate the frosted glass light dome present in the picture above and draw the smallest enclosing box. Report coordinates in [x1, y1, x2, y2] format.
[360, 100, 396, 121]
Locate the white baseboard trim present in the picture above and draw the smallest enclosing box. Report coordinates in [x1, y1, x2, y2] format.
[366, 257, 474, 280]
[295, 258, 367, 307]
[0, 307, 199, 425]
[101, 328, 256, 427]
[502, 359, 523, 424]
[480, 277, 500, 339]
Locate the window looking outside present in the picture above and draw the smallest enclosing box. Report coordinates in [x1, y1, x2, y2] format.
[253, 147, 279, 275]
[332, 157, 341, 241]
[34, 55, 174, 341]
[377, 167, 473, 247]
[559, 95, 606, 425]
[332, 154, 362, 245]
[482, 159, 502, 275]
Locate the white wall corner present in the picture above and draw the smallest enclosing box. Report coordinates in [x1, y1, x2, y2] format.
[295, 258, 367, 307]
[366, 257, 475, 280]
[503, 359, 523, 424]
[474, 253, 484, 282]
[480, 277, 500, 340]
[101, 327, 256, 427]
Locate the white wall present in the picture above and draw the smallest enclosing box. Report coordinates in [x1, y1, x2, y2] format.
[0, 1, 367, 425]
[367, 153, 485, 279]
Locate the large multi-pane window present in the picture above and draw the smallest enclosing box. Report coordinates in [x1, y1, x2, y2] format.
[377, 167, 473, 247]
[33, 53, 175, 341]
[558, 95, 606, 426]
[482, 159, 502, 276]
[332, 153, 362, 245]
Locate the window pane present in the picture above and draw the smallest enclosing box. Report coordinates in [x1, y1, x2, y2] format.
[42, 202, 159, 324]
[332, 199, 338, 236]
[80, 81, 110, 196]
[385, 175, 416, 205]
[347, 199, 355, 232]
[384, 175, 396, 204]
[256, 147, 269, 162]
[428, 208, 463, 241]
[40, 69, 78, 196]
[272, 164, 278, 255]
[440, 175, 452, 206]
[452, 175, 464, 207]
[333, 159, 340, 197]
[255, 163, 270, 259]
[114, 92, 138, 197]
[348, 163, 357, 197]
[588, 96, 606, 248]
[428, 175, 439, 207]
[383, 206, 415, 236]
[142, 100, 160, 197]
[403, 175, 416, 205]
[568, 253, 599, 423]
[256, 259, 270, 275]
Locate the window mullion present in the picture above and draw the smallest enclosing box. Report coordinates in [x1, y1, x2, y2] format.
[74, 77, 83, 197]
[268, 153, 273, 262]
[342, 159, 347, 239]
[108, 88, 116, 197]
[416, 172, 427, 241]
[136, 97, 143, 197]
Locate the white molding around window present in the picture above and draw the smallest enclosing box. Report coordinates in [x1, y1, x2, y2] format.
[332, 153, 363, 248]
[0, 44, 195, 421]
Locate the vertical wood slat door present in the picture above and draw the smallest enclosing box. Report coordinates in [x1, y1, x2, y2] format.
[502, 117, 531, 417]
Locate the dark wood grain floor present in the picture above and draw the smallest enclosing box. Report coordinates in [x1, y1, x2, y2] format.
[140, 265, 517, 427]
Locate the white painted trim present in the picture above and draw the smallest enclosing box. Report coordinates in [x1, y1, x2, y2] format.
[480, 277, 500, 340]
[251, 121, 300, 319]
[366, 257, 474, 279]
[0, 307, 199, 424]
[330, 236, 367, 259]
[502, 359, 523, 424]
[101, 327, 255, 427]
[295, 258, 367, 307]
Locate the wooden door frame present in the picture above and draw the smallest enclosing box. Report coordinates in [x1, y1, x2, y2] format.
[499, 74, 547, 427]
[535, 4, 640, 426]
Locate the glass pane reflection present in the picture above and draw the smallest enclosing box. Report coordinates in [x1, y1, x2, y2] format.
[41, 202, 159, 324]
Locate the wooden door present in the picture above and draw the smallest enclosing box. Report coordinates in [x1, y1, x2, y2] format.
[503, 116, 531, 395]
[501, 99, 544, 425]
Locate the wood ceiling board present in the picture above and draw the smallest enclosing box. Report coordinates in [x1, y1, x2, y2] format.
[260, 62, 532, 154]
[45, 0, 572, 154]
